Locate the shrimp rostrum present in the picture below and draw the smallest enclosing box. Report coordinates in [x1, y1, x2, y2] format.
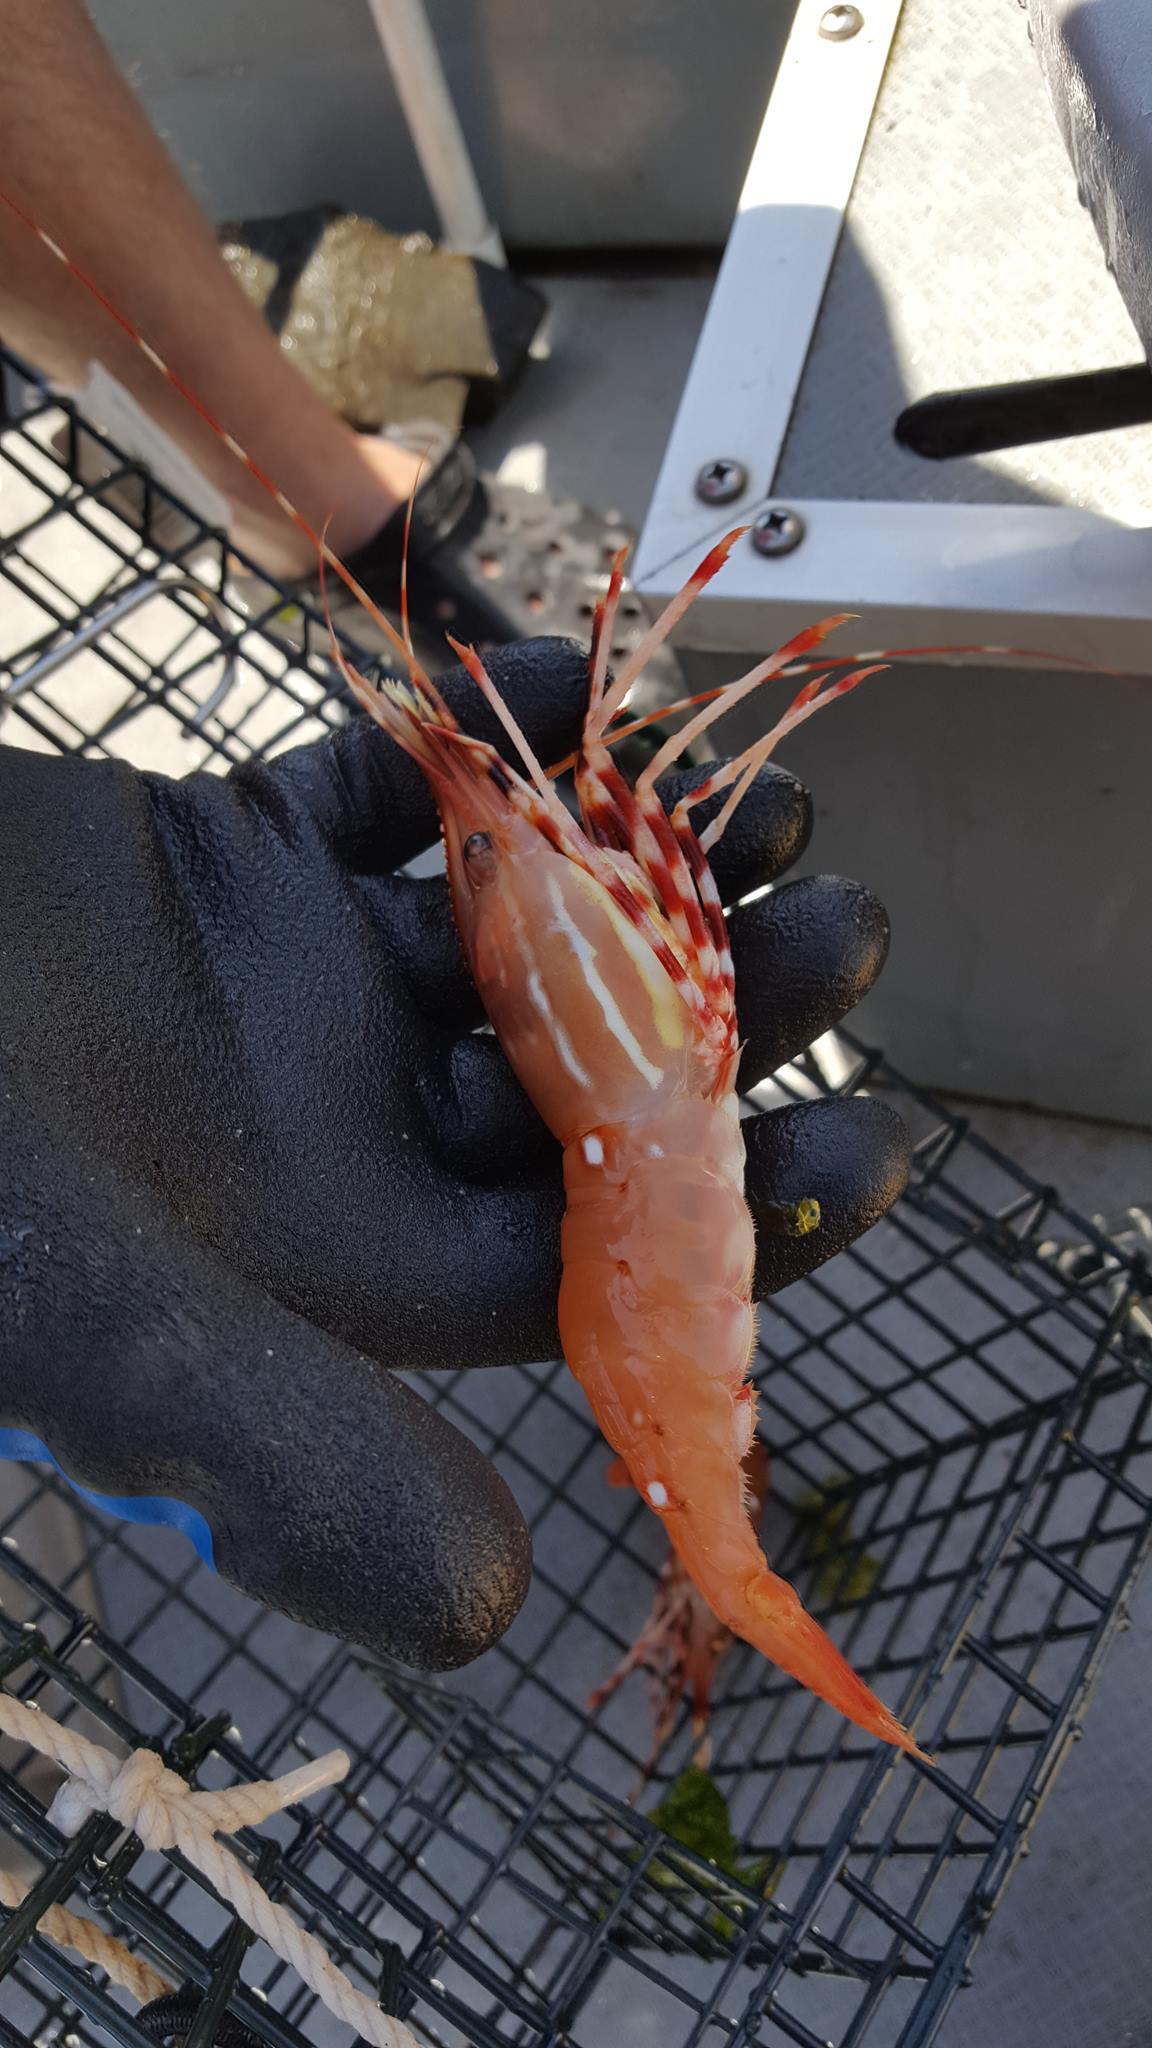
[344, 539, 927, 1761]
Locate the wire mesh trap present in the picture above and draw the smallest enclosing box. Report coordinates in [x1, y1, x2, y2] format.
[0, 347, 395, 771]
[2, 357, 1152, 2048]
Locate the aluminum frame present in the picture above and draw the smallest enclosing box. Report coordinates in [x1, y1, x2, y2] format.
[634, 0, 1152, 673]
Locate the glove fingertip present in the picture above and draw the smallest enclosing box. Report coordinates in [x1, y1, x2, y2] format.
[746, 1095, 912, 1295]
[732, 876, 891, 1088]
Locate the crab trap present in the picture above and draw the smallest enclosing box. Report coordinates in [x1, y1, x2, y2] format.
[2, 354, 1152, 2048]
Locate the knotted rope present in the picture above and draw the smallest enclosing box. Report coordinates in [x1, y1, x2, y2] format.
[0, 1692, 419, 2048]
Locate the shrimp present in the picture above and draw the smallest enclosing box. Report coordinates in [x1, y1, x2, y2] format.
[337, 580, 926, 1757]
[2, 191, 928, 1757]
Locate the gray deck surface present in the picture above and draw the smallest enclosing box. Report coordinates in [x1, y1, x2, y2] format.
[775, 0, 1152, 521]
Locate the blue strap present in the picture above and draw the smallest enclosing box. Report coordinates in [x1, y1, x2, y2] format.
[0, 1427, 216, 1567]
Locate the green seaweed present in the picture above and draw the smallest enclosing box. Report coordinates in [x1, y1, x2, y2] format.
[796, 1473, 880, 1606]
[646, 1766, 781, 1940]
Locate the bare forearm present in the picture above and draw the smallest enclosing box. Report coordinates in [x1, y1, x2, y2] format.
[0, 0, 410, 569]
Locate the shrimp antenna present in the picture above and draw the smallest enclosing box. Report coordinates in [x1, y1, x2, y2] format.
[0, 186, 430, 689]
[445, 635, 572, 822]
[675, 663, 886, 852]
[399, 446, 432, 665]
[636, 613, 855, 791]
[590, 632, 1120, 770]
[587, 545, 630, 714]
[585, 528, 749, 741]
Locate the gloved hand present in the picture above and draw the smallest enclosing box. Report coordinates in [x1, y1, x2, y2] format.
[0, 639, 909, 1670]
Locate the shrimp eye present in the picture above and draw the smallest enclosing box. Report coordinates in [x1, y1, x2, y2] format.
[462, 830, 499, 885]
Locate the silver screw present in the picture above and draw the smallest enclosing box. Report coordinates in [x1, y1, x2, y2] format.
[819, 4, 864, 39]
[695, 458, 749, 505]
[751, 506, 806, 557]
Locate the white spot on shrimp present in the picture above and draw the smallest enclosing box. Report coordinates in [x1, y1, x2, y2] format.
[647, 1142, 664, 1158]
[631, 1410, 644, 1425]
[582, 1134, 605, 1166]
[646, 1481, 669, 1508]
[732, 1389, 756, 1458]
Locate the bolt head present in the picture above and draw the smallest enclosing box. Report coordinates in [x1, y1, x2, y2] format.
[694, 458, 749, 506]
[751, 506, 806, 557]
[819, 3, 864, 39]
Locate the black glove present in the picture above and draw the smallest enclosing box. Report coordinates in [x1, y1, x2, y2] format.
[0, 639, 909, 1669]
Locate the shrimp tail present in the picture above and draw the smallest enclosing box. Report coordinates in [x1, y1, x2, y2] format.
[654, 1464, 928, 1758]
[734, 1565, 930, 1761]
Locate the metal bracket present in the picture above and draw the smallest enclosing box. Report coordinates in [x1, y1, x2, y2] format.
[634, 0, 1152, 673]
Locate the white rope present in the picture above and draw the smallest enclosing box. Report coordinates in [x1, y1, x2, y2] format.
[0, 1692, 420, 2048]
[0, 1866, 171, 2003]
